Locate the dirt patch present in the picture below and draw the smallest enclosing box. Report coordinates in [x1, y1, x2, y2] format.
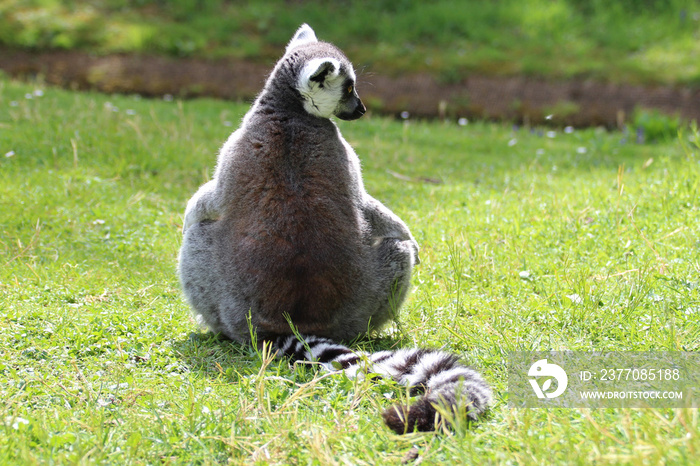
[2, 47, 699, 127]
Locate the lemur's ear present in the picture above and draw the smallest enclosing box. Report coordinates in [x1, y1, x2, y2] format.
[286, 24, 318, 53]
[300, 58, 341, 88]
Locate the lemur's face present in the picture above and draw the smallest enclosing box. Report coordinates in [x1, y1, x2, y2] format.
[286, 24, 366, 121]
[296, 58, 366, 120]
[334, 77, 366, 121]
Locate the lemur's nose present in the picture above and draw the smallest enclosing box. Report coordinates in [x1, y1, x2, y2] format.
[354, 100, 366, 118]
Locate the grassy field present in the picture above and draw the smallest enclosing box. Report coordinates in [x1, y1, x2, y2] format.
[1, 75, 700, 464]
[1, 0, 700, 86]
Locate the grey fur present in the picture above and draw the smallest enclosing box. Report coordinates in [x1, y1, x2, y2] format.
[178, 24, 419, 344]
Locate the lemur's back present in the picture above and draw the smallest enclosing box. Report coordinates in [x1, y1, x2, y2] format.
[215, 110, 369, 333]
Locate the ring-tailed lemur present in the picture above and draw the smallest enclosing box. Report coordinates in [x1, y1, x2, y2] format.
[178, 24, 491, 433]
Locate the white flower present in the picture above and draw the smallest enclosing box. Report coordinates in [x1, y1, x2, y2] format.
[6, 416, 29, 430]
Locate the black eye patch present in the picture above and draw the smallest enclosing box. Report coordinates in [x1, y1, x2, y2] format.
[343, 79, 355, 94]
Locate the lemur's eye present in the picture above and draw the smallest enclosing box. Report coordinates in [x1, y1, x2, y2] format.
[347, 85, 354, 94]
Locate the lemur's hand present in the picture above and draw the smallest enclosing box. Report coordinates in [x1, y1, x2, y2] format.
[410, 238, 421, 265]
[182, 180, 219, 234]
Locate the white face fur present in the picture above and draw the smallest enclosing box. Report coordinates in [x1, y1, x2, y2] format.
[297, 58, 356, 119]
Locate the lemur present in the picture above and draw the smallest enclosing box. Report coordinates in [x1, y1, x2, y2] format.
[178, 24, 491, 433]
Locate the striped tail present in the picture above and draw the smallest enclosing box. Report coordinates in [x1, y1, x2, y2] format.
[273, 334, 491, 434]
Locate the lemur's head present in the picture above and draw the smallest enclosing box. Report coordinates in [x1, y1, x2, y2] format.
[284, 24, 366, 121]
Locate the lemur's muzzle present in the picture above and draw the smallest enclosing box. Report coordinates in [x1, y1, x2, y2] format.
[337, 97, 366, 121]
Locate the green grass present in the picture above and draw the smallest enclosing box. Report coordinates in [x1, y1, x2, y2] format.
[1, 75, 700, 464]
[2, 0, 700, 86]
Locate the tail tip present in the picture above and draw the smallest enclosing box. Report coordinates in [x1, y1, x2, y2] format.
[382, 393, 490, 434]
[382, 399, 438, 434]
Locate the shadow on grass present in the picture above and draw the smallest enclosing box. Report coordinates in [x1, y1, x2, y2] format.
[171, 329, 408, 380]
[170, 331, 257, 379]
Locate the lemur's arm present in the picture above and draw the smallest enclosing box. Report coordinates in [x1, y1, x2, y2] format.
[362, 196, 411, 239]
[182, 180, 220, 233]
[362, 196, 420, 261]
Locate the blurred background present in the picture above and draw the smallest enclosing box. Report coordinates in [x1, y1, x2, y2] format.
[1, 0, 699, 127]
